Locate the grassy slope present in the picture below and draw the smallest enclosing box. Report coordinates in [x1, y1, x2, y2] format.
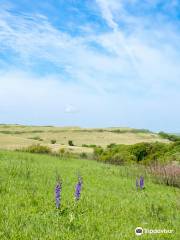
[0, 151, 179, 240]
[0, 125, 168, 153]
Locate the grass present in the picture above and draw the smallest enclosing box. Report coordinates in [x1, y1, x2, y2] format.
[0, 150, 179, 239]
[0, 134, 37, 149]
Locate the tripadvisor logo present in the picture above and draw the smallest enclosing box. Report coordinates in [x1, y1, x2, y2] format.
[135, 227, 174, 236]
[135, 227, 143, 236]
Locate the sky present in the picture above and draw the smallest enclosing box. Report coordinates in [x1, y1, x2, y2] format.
[0, 0, 180, 132]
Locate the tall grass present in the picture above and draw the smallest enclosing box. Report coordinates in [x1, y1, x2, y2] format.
[0, 150, 179, 239]
[149, 163, 180, 188]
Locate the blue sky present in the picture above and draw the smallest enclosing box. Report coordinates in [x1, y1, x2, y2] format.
[0, 0, 180, 132]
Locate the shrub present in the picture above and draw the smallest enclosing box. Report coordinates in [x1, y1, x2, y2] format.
[110, 153, 130, 165]
[80, 152, 87, 158]
[94, 146, 104, 159]
[59, 148, 65, 156]
[107, 143, 116, 148]
[82, 144, 96, 148]
[51, 139, 56, 144]
[68, 140, 74, 146]
[130, 143, 151, 162]
[29, 136, 43, 141]
[170, 152, 180, 162]
[89, 144, 97, 148]
[109, 128, 151, 134]
[24, 144, 51, 154]
[94, 141, 180, 166]
[58, 148, 76, 158]
[82, 144, 88, 147]
[159, 132, 180, 142]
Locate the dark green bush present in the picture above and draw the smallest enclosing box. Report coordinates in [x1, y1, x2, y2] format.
[51, 139, 56, 144]
[129, 143, 151, 162]
[68, 140, 74, 146]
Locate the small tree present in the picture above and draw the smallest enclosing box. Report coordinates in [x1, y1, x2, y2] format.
[51, 139, 56, 144]
[68, 140, 74, 146]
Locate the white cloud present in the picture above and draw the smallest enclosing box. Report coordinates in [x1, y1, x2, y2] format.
[95, 0, 121, 30]
[65, 105, 79, 114]
[0, 4, 179, 94]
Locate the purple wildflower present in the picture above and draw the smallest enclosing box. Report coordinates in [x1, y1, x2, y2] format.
[55, 182, 62, 208]
[75, 176, 82, 201]
[140, 176, 144, 189]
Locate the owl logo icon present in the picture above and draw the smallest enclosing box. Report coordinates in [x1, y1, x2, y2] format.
[135, 227, 143, 236]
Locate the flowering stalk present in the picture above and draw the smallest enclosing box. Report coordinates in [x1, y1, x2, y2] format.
[55, 182, 62, 208]
[139, 176, 144, 189]
[75, 176, 82, 201]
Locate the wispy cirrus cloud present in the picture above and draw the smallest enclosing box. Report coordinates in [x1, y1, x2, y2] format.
[95, 0, 180, 88]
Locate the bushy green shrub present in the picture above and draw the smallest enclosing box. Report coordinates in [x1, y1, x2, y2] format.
[29, 136, 43, 141]
[94, 141, 180, 166]
[82, 144, 97, 148]
[58, 148, 76, 158]
[129, 143, 151, 162]
[68, 140, 74, 146]
[58, 148, 65, 158]
[24, 144, 51, 154]
[59, 148, 65, 154]
[107, 143, 116, 148]
[94, 146, 104, 159]
[80, 152, 87, 158]
[82, 144, 88, 147]
[51, 139, 56, 144]
[89, 144, 96, 148]
[159, 132, 180, 142]
[94, 144, 135, 164]
[110, 152, 134, 165]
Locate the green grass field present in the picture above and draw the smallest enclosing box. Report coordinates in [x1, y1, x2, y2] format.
[0, 150, 179, 239]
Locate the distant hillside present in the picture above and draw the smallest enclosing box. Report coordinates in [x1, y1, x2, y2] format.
[0, 124, 169, 153]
